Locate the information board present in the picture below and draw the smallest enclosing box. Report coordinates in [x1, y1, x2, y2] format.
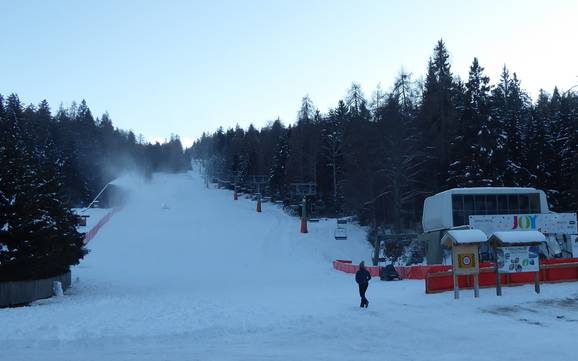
[452, 244, 479, 275]
[496, 246, 540, 274]
[469, 213, 577, 236]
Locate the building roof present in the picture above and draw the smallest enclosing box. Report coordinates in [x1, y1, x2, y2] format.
[489, 231, 546, 245]
[434, 187, 540, 196]
[441, 229, 488, 247]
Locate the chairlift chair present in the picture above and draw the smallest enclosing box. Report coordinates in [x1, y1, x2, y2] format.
[334, 227, 347, 240]
[334, 218, 348, 240]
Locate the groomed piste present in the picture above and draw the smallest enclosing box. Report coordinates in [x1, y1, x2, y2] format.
[1, 171, 577, 361]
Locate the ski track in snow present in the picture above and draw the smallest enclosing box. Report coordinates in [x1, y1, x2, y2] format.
[1, 172, 577, 360]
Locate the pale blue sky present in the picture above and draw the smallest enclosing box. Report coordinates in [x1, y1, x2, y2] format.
[1, 0, 577, 146]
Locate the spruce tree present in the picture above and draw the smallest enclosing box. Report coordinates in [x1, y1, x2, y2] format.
[527, 90, 550, 190]
[491, 67, 533, 186]
[559, 92, 578, 210]
[0, 98, 85, 281]
[446, 58, 494, 186]
[419, 39, 459, 191]
[375, 73, 423, 231]
[269, 130, 290, 198]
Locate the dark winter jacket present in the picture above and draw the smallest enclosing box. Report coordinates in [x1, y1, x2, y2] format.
[355, 267, 371, 285]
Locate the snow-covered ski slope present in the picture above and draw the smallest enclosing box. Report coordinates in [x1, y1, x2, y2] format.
[2, 172, 578, 361]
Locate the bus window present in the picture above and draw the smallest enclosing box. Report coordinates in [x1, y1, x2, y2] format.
[497, 195, 508, 214]
[474, 195, 486, 214]
[452, 195, 463, 212]
[529, 194, 540, 213]
[486, 195, 498, 215]
[463, 195, 474, 211]
[519, 195, 530, 213]
[508, 195, 519, 214]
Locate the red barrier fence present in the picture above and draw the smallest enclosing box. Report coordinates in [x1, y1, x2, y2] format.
[333, 261, 452, 280]
[332, 260, 380, 277]
[426, 258, 578, 293]
[395, 265, 451, 280]
[83, 207, 122, 244]
[333, 258, 578, 294]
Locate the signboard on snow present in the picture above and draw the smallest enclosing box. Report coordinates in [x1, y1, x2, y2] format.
[452, 244, 480, 276]
[469, 213, 577, 236]
[496, 246, 540, 274]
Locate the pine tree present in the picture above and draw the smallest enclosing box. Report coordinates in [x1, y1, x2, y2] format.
[447, 58, 494, 186]
[0, 97, 85, 281]
[543, 88, 567, 208]
[321, 102, 346, 211]
[492, 67, 533, 186]
[269, 130, 290, 198]
[375, 72, 423, 231]
[287, 97, 319, 184]
[419, 39, 459, 191]
[297, 95, 315, 125]
[559, 91, 578, 210]
[345, 83, 366, 115]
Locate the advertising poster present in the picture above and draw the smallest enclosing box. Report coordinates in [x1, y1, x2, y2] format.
[469, 213, 577, 236]
[496, 246, 540, 273]
[452, 244, 479, 275]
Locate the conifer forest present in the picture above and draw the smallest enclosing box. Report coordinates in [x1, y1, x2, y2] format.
[191, 40, 578, 231]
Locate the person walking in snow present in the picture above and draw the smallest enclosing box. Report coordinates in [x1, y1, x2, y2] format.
[355, 261, 371, 308]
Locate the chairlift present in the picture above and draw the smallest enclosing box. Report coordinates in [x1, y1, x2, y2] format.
[289, 182, 317, 198]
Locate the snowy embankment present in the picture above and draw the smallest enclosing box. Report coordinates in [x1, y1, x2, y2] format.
[1, 172, 577, 361]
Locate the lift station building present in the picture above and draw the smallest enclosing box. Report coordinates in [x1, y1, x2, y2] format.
[420, 187, 577, 264]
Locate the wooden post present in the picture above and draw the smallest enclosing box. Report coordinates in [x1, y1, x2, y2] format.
[496, 269, 502, 296]
[371, 211, 379, 266]
[473, 274, 480, 298]
[453, 260, 459, 300]
[372, 237, 380, 266]
[534, 271, 540, 294]
[453, 272, 459, 299]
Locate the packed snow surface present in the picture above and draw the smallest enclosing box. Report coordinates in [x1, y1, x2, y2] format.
[2, 172, 578, 361]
